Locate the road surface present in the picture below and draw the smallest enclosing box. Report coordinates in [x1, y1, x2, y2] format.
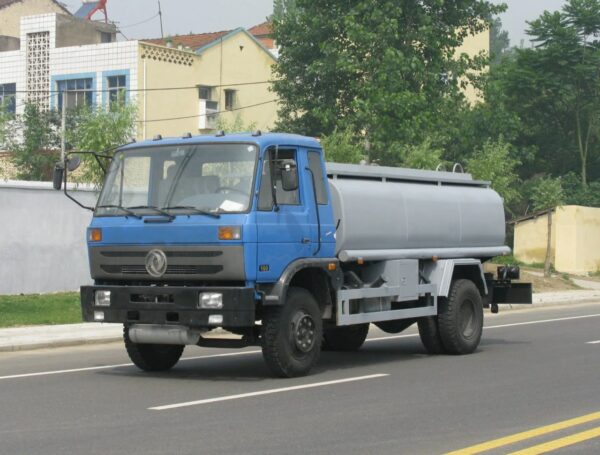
[1, 302, 599, 454]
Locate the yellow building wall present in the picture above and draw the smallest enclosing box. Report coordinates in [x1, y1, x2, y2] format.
[514, 206, 600, 274]
[514, 210, 556, 266]
[555, 206, 600, 274]
[137, 43, 202, 140]
[456, 28, 490, 104]
[195, 31, 277, 131]
[0, 0, 66, 38]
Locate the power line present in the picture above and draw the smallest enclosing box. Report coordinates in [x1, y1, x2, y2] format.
[117, 13, 159, 29]
[9, 80, 273, 94]
[137, 99, 279, 123]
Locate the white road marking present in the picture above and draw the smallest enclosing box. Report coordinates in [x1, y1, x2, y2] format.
[0, 350, 261, 381]
[586, 340, 600, 344]
[2, 312, 600, 381]
[149, 373, 389, 410]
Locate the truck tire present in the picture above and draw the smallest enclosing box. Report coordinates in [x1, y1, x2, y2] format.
[261, 287, 322, 377]
[323, 324, 369, 351]
[123, 325, 184, 372]
[437, 279, 483, 355]
[417, 317, 446, 355]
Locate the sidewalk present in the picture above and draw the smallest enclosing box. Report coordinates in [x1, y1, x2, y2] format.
[1, 290, 599, 353]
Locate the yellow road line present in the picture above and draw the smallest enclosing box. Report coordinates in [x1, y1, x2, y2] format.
[445, 411, 600, 455]
[508, 426, 600, 454]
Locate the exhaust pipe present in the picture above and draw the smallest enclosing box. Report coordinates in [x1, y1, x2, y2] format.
[129, 324, 202, 345]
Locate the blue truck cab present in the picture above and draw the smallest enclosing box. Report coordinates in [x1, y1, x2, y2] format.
[78, 132, 341, 376]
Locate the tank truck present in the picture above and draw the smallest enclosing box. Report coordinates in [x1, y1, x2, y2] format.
[53, 132, 532, 377]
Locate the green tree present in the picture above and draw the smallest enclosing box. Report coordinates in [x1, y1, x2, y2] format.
[497, 0, 600, 187]
[68, 103, 137, 185]
[271, 0, 505, 164]
[403, 138, 445, 170]
[215, 114, 257, 133]
[9, 103, 60, 181]
[530, 177, 565, 277]
[467, 138, 521, 210]
[490, 16, 511, 66]
[320, 127, 364, 164]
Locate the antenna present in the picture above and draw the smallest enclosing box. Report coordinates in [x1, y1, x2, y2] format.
[158, 0, 164, 38]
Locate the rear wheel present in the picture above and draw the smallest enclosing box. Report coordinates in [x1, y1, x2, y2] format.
[417, 316, 446, 355]
[123, 325, 184, 371]
[261, 287, 322, 377]
[323, 324, 369, 351]
[437, 279, 483, 355]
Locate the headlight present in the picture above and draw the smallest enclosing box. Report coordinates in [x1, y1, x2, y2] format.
[218, 226, 241, 240]
[95, 290, 111, 307]
[199, 292, 223, 309]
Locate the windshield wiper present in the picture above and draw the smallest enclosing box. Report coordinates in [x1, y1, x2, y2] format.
[162, 206, 221, 218]
[126, 205, 175, 220]
[96, 205, 142, 219]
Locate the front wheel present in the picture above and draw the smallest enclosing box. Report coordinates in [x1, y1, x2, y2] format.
[261, 287, 323, 377]
[437, 279, 484, 355]
[123, 325, 184, 371]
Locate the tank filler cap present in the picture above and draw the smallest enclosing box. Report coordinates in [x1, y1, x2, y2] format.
[215, 130, 226, 137]
[182, 132, 192, 139]
[252, 130, 262, 137]
[153, 134, 162, 141]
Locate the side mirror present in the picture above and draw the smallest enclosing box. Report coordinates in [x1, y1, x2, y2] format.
[281, 164, 298, 191]
[53, 163, 64, 190]
[67, 155, 81, 172]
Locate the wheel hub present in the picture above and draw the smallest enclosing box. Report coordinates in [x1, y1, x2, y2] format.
[291, 312, 316, 353]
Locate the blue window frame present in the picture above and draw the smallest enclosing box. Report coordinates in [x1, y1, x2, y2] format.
[57, 78, 94, 111]
[0, 83, 16, 114]
[107, 75, 126, 109]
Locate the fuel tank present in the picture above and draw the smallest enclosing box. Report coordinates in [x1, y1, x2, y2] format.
[326, 163, 508, 261]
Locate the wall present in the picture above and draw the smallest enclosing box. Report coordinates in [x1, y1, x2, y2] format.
[0, 180, 97, 295]
[197, 30, 278, 131]
[0, 35, 19, 51]
[514, 205, 600, 274]
[55, 13, 116, 48]
[555, 206, 600, 274]
[0, 0, 65, 38]
[513, 210, 556, 265]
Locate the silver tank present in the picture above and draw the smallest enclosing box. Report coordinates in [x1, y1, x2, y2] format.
[326, 163, 508, 261]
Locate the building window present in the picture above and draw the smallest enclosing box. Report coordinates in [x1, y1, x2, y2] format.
[198, 85, 213, 100]
[100, 32, 112, 43]
[0, 83, 16, 114]
[57, 78, 94, 111]
[225, 89, 236, 110]
[107, 75, 126, 109]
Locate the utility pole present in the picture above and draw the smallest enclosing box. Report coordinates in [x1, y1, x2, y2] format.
[61, 91, 66, 162]
[158, 0, 164, 38]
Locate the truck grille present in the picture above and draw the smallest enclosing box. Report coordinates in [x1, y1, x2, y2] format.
[90, 246, 244, 281]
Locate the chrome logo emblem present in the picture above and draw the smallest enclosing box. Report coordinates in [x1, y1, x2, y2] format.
[145, 249, 167, 277]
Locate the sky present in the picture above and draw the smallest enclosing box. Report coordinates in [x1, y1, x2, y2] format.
[61, 0, 567, 44]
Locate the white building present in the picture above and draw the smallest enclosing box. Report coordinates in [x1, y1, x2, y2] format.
[0, 13, 137, 115]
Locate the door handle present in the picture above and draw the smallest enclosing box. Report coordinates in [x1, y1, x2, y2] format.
[301, 237, 311, 244]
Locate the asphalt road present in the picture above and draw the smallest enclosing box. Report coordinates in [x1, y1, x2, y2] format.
[1, 303, 599, 455]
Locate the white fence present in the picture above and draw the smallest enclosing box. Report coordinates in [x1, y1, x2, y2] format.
[0, 181, 97, 295]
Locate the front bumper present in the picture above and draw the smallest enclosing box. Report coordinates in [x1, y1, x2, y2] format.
[81, 285, 256, 328]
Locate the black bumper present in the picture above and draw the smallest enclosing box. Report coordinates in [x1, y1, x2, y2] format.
[81, 285, 256, 328]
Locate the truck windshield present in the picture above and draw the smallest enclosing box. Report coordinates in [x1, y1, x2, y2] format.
[96, 143, 258, 217]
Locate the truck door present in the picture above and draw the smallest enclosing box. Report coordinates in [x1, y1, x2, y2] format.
[255, 147, 313, 282]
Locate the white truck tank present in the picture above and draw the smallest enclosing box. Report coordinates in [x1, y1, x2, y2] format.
[326, 163, 509, 262]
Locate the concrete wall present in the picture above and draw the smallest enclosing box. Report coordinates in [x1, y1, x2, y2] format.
[514, 205, 600, 274]
[0, 181, 97, 295]
[55, 13, 116, 48]
[0, 35, 20, 51]
[0, 0, 66, 38]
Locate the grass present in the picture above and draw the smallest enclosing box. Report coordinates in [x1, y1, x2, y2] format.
[0, 292, 81, 328]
